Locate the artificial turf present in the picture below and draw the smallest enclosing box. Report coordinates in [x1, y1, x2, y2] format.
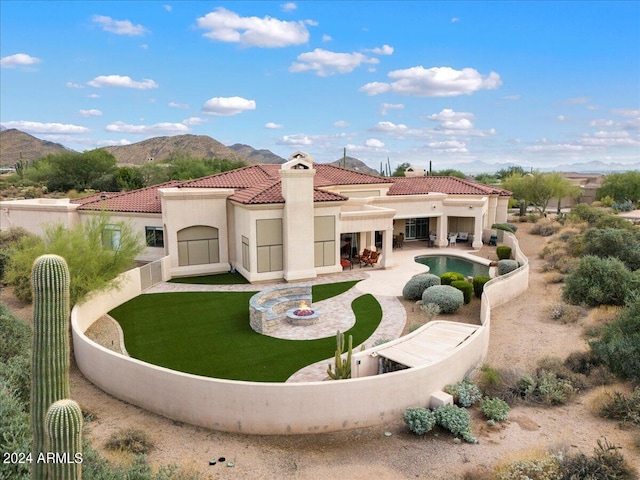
[108, 281, 380, 382]
[168, 272, 250, 285]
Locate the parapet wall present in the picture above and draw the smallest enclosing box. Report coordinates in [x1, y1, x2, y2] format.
[71, 233, 529, 435]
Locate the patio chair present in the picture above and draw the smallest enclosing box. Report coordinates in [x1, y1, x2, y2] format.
[449, 234, 457, 246]
[353, 248, 371, 262]
[457, 232, 468, 242]
[361, 251, 381, 268]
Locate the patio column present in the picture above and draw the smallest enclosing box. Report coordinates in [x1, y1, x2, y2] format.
[436, 216, 447, 247]
[381, 228, 394, 268]
[472, 213, 483, 249]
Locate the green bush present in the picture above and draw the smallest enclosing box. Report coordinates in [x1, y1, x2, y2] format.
[535, 370, 576, 405]
[422, 285, 464, 314]
[492, 223, 517, 233]
[440, 271, 465, 286]
[472, 276, 491, 298]
[402, 273, 441, 301]
[495, 455, 561, 480]
[451, 280, 473, 304]
[434, 404, 477, 443]
[105, 427, 155, 455]
[582, 227, 640, 271]
[590, 297, 640, 379]
[558, 438, 637, 480]
[598, 388, 640, 426]
[562, 256, 638, 307]
[496, 246, 512, 260]
[403, 407, 436, 435]
[445, 377, 482, 407]
[480, 397, 510, 421]
[497, 259, 519, 275]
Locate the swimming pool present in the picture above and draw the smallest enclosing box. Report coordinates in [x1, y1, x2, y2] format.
[415, 255, 490, 277]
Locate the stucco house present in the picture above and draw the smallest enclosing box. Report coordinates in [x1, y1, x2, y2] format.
[0, 152, 511, 283]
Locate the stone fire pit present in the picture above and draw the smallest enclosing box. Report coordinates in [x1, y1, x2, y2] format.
[286, 301, 321, 326]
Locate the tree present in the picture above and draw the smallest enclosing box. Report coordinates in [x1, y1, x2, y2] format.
[502, 172, 577, 215]
[597, 171, 640, 204]
[432, 169, 466, 179]
[392, 162, 411, 177]
[496, 165, 526, 179]
[117, 166, 146, 191]
[5, 214, 144, 305]
[473, 173, 499, 185]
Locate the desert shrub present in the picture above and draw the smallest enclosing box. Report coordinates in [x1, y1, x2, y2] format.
[496, 245, 512, 260]
[440, 271, 465, 286]
[544, 272, 564, 284]
[494, 454, 561, 480]
[105, 427, 154, 455]
[531, 220, 562, 237]
[598, 388, 640, 426]
[403, 407, 436, 435]
[408, 321, 423, 332]
[562, 256, 638, 307]
[582, 227, 640, 271]
[526, 213, 541, 223]
[402, 273, 441, 300]
[480, 397, 510, 421]
[0, 355, 31, 406]
[564, 350, 603, 377]
[373, 338, 392, 347]
[536, 357, 589, 392]
[595, 214, 638, 230]
[476, 365, 530, 405]
[420, 302, 441, 321]
[434, 404, 477, 443]
[534, 370, 576, 405]
[0, 304, 31, 363]
[612, 200, 634, 212]
[451, 280, 473, 304]
[547, 302, 585, 324]
[558, 438, 636, 480]
[0, 383, 31, 480]
[497, 259, 519, 275]
[422, 285, 464, 314]
[570, 203, 608, 225]
[472, 276, 491, 298]
[445, 377, 483, 407]
[590, 297, 640, 380]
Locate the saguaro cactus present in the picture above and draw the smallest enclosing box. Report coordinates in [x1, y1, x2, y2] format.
[30, 254, 71, 480]
[327, 330, 353, 380]
[45, 399, 83, 480]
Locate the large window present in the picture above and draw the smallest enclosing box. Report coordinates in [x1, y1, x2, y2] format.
[145, 226, 164, 248]
[314, 216, 335, 267]
[102, 225, 121, 250]
[256, 219, 283, 273]
[242, 235, 250, 271]
[405, 218, 430, 240]
[177, 226, 219, 266]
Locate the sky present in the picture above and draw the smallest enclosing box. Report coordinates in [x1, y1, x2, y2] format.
[1, 1, 639, 173]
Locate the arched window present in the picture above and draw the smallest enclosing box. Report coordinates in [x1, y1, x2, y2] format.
[177, 226, 219, 266]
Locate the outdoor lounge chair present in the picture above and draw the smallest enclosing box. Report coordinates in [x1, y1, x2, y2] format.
[353, 248, 371, 262]
[457, 232, 469, 242]
[361, 251, 381, 267]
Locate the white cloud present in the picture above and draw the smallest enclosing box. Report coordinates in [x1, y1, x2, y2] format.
[196, 7, 311, 47]
[182, 117, 204, 126]
[281, 2, 297, 11]
[105, 121, 190, 134]
[427, 139, 468, 153]
[202, 96, 256, 116]
[612, 108, 640, 118]
[380, 103, 404, 115]
[290, 48, 379, 76]
[168, 101, 189, 109]
[502, 94, 521, 101]
[557, 115, 566, 121]
[359, 66, 502, 97]
[451, 17, 460, 23]
[87, 75, 158, 89]
[365, 138, 385, 148]
[334, 120, 349, 128]
[92, 15, 148, 36]
[1, 53, 41, 68]
[561, 96, 590, 105]
[322, 34, 332, 42]
[369, 44, 394, 55]
[66, 82, 83, 89]
[265, 122, 284, 129]
[140, 44, 149, 50]
[427, 109, 475, 130]
[87, 93, 100, 99]
[371, 121, 409, 136]
[79, 109, 103, 117]
[1, 120, 89, 134]
[589, 118, 615, 127]
[278, 134, 314, 146]
[164, 5, 172, 12]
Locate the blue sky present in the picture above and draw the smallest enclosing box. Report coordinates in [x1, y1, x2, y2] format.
[1, 1, 639, 172]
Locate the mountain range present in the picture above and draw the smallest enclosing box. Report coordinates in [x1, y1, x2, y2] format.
[0, 128, 637, 175]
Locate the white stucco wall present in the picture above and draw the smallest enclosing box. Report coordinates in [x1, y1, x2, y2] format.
[0, 198, 80, 234]
[71, 233, 529, 435]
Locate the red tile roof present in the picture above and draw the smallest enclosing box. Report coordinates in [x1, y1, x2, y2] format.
[76, 181, 182, 213]
[74, 165, 510, 213]
[388, 176, 511, 196]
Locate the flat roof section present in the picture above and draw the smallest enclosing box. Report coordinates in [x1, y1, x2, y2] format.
[376, 321, 478, 368]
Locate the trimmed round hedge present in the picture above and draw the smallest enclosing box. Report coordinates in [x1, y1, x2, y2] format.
[402, 274, 441, 301]
[498, 259, 519, 275]
[451, 280, 473, 304]
[440, 271, 465, 286]
[496, 246, 512, 260]
[472, 276, 491, 299]
[422, 285, 464, 314]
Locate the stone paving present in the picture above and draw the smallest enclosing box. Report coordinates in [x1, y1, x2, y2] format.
[142, 242, 486, 383]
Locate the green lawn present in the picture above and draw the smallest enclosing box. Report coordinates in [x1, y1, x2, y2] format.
[108, 281, 380, 382]
[168, 272, 249, 285]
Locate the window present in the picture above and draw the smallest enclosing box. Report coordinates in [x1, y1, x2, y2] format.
[145, 227, 164, 248]
[314, 216, 335, 267]
[102, 225, 121, 250]
[177, 226, 219, 266]
[242, 236, 250, 271]
[256, 219, 283, 273]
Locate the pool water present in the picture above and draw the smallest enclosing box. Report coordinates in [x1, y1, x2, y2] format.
[415, 255, 490, 278]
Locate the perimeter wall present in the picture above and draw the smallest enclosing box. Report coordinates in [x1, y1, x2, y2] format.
[71, 232, 528, 435]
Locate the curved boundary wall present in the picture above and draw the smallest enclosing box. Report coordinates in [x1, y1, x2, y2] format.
[71, 232, 529, 435]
